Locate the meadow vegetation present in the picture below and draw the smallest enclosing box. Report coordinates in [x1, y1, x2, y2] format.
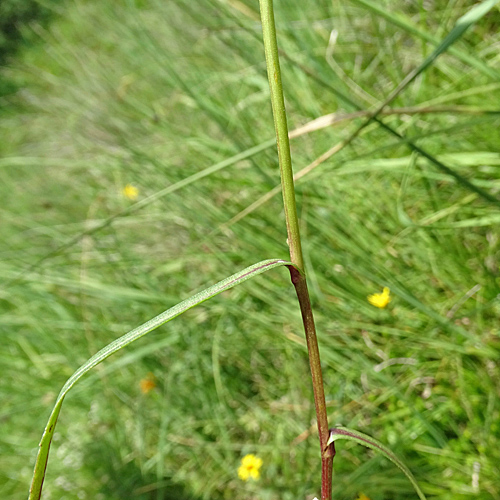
[1, 0, 500, 499]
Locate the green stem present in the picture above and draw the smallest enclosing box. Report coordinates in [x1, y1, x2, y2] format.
[258, 0, 303, 272]
[258, 1, 333, 499]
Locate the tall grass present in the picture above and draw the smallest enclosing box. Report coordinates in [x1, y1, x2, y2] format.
[1, 0, 500, 499]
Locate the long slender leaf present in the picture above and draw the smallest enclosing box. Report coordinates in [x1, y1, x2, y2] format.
[351, 0, 499, 80]
[277, 0, 500, 207]
[28, 258, 291, 500]
[387, 0, 500, 96]
[327, 427, 427, 500]
[349, 0, 500, 150]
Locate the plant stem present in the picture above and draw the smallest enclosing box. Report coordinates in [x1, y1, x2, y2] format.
[289, 267, 335, 499]
[258, 0, 303, 272]
[258, 1, 334, 498]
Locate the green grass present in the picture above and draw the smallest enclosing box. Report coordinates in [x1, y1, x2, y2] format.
[1, 0, 500, 499]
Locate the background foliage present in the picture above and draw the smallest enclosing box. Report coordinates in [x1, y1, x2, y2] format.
[0, 0, 60, 95]
[1, 1, 500, 499]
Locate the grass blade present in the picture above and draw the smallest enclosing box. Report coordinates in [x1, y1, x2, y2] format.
[327, 427, 427, 500]
[28, 258, 291, 500]
[280, 41, 500, 206]
[387, 0, 500, 94]
[340, 0, 500, 154]
[351, 0, 499, 79]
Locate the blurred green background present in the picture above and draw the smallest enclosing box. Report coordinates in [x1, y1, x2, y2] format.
[1, 1, 500, 499]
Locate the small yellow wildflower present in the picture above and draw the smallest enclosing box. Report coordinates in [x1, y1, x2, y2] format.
[356, 495, 371, 500]
[237, 454, 263, 481]
[139, 375, 156, 394]
[122, 184, 139, 200]
[367, 287, 391, 308]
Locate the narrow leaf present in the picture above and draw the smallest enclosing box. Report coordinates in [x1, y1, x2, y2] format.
[351, 0, 499, 79]
[359, 0, 499, 135]
[413, 0, 499, 78]
[28, 258, 291, 500]
[327, 427, 427, 500]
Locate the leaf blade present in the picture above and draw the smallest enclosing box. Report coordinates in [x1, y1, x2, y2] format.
[327, 427, 427, 500]
[28, 258, 291, 500]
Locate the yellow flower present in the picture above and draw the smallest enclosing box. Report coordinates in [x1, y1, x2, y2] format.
[237, 454, 263, 481]
[356, 495, 371, 500]
[139, 375, 156, 394]
[367, 287, 391, 308]
[122, 184, 139, 200]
